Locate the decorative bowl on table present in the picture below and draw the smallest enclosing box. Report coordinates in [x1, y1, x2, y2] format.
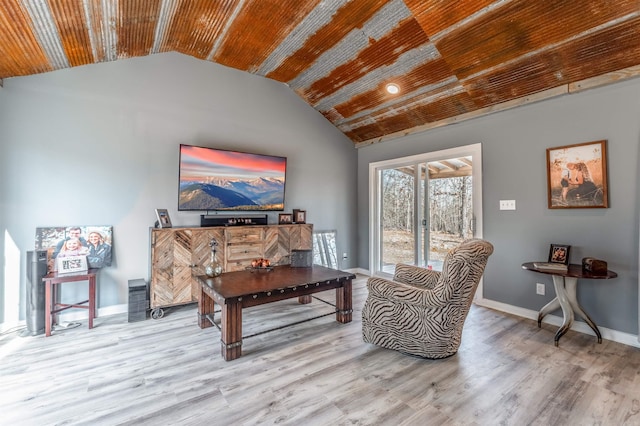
[246, 258, 274, 272]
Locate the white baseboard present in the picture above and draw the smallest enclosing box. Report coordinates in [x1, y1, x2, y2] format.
[0, 320, 25, 334]
[1, 304, 129, 334]
[57, 303, 128, 322]
[5, 284, 636, 349]
[475, 297, 640, 348]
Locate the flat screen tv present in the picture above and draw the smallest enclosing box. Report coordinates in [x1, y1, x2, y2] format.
[178, 144, 287, 211]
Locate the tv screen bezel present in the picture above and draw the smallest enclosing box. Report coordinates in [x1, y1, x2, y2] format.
[178, 144, 287, 212]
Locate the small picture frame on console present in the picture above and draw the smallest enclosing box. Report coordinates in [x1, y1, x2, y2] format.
[278, 213, 293, 224]
[56, 255, 88, 274]
[548, 244, 570, 265]
[293, 209, 306, 224]
[155, 209, 172, 228]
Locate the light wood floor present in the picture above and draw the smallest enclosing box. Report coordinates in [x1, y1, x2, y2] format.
[2, 274, 639, 425]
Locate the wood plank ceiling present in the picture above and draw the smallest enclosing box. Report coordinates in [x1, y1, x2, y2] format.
[1, 0, 640, 147]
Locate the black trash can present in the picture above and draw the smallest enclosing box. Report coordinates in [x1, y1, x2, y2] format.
[128, 279, 148, 322]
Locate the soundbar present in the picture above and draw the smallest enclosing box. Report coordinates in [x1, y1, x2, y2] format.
[200, 214, 268, 227]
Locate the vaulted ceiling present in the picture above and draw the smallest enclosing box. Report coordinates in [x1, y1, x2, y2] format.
[2, 0, 640, 147]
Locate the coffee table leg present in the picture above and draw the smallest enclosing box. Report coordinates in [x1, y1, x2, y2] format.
[221, 302, 242, 361]
[198, 286, 215, 329]
[335, 280, 352, 323]
[298, 295, 312, 304]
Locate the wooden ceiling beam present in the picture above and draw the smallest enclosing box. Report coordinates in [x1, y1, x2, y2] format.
[437, 160, 457, 171]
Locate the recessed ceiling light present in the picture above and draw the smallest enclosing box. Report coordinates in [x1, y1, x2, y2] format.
[386, 83, 400, 94]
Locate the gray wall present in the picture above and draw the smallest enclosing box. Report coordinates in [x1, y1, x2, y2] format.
[358, 78, 640, 335]
[0, 52, 357, 324]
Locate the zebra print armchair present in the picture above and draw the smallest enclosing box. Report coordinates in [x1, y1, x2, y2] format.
[362, 239, 494, 359]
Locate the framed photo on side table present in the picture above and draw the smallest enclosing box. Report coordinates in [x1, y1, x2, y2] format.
[155, 209, 172, 228]
[546, 140, 608, 209]
[293, 209, 306, 224]
[56, 255, 88, 274]
[548, 244, 571, 265]
[278, 213, 293, 224]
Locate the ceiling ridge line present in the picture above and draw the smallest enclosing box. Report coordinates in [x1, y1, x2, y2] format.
[429, 0, 517, 43]
[81, 0, 98, 63]
[287, 0, 411, 92]
[206, 0, 246, 61]
[313, 43, 442, 114]
[255, 0, 349, 78]
[152, 0, 178, 54]
[332, 76, 460, 128]
[21, 0, 69, 71]
[101, 0, 117, 61]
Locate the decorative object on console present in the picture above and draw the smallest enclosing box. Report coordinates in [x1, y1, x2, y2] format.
[291, 249, 312, 267]
[582, 257, 608, 276]
[548, 243, 570, 265]
[200, 214, 268, 227]
[205, 238, 223, 277]
[546, 140, 608, 209]
[532, 262, 568, 272]
[56, 255, 88, 274]
[313, 230, 338, 269]
[278, 213, 293, 224]
[251, 258, 270, 268]
[248, 258, 273, 272]
[293, 209, 306, 224]
[155, 209, 172, 228]
[36, 225, 113, 273]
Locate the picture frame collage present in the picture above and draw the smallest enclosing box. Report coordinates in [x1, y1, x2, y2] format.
[279, 209, 306, 224]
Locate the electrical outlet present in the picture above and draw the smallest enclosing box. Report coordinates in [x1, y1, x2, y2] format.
[499, 200, 516, 210]
[536, 283, 545, 295]
[342, 252, 348, 260]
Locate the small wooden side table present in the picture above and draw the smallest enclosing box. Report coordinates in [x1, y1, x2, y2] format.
[43, 269, 98, 337]
[522, 262, 617, 346]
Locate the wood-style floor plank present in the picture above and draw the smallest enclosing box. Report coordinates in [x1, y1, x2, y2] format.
[1, 274, 639, 425]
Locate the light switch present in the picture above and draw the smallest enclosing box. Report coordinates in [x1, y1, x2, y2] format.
[499, 200, 516, 210]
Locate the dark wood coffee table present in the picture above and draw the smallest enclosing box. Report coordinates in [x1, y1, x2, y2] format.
[196, 265, 356, 361]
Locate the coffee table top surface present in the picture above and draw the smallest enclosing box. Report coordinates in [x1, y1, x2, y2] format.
[197, 265, 356, 299]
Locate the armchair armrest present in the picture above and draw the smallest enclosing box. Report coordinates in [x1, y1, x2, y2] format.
[367, 276, 448, 308]
[393, 264, 440, 289]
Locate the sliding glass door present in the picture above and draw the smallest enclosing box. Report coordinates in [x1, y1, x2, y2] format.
[370, 144, 482, 277]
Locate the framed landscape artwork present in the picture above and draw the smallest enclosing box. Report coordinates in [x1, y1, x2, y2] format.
[546, 140, 608, 209]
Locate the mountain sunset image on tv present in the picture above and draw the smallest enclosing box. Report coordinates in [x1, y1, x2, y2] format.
[178, 144, 287, 211]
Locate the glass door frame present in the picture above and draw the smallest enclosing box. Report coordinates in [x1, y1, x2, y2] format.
[369, 143, 484, 295]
